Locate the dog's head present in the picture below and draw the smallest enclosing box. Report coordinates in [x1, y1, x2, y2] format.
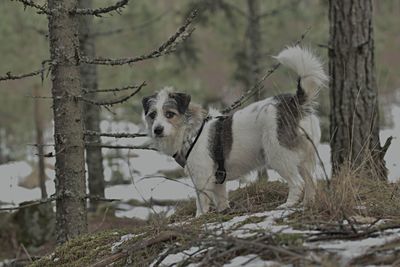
[142, 88, 191, 140]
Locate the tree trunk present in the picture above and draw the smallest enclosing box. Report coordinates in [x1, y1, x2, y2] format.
[246, 0, 268, 181]
[78, 0, 105, 211]
[33, 84, 47, 199]
[47, 0, 87, 243]
[329, 0, 388, 180]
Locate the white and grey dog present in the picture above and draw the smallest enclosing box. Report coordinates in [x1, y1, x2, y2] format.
[142, 46, 328, 216]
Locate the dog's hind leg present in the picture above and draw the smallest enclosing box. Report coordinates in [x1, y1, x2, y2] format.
[212, 182, 230, 212]
[273, 166, 304, 209]
[298, 164, 316, 206]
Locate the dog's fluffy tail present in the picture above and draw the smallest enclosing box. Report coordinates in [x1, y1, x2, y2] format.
[274, 46, 328, 103]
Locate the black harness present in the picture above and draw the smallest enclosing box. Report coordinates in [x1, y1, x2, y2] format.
[173, 115, 229, 184]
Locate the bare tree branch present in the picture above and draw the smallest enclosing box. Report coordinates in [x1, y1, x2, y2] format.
[10, 0, 51, 15]
[85, 131, 147, 138]
[0, 195, 120, 212]
[81, 10, 198, 66]
[222, 27, 311, 114]
[82, 84, 142, 95]
[72, 0, 129, 17]
[81, 81, 146, 106]
[0, 66, 48, 82]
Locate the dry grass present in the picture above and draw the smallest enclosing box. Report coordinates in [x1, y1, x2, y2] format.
[172, 180, 288, 220]
[303, 165, 400, 223]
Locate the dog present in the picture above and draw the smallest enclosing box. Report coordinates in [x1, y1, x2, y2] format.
[142, 46, 328, 217]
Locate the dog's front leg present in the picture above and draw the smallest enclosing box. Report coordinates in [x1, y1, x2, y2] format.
[192, 174, 214, 217]
[195, 191, 211, 217]
[212, 182, 230, 212]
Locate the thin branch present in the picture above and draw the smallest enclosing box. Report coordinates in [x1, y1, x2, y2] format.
[81, 10, 198, 66]
[72, 0, 129, 17]
[0, 66, 48, 82]
[221, 27, 311, 114]
[81, 81, 146, 106]
[82, 84, 142, 94]
[0, 195, 120, 212]
[86, 144, 155, 150]
[85, 130, 147, 138]
[10, 0, 51, 15]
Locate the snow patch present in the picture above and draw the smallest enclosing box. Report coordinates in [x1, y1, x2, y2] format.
[224, 254, 284, 267]
[111, 233, 142, 253]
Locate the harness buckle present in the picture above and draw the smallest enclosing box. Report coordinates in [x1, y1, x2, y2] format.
[215, 170, 227, 184]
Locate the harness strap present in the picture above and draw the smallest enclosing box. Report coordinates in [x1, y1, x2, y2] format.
[214, 116, 227, 184]
[173, 116, 210, 167]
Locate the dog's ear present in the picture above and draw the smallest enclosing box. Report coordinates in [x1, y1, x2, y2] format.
[170, 93, 191, 114]
[142, 94, 156, 115]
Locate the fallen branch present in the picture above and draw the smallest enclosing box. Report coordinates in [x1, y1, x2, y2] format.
[72, 0, 129, 16]
[221, 27, 311, 114]
[307, 224, 400, 242]
[81, 10, 197, 66]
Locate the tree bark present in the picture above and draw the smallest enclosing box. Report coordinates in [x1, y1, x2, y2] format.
[47, 0, 87, 243]
[78, 0, 105, 210]
[329, 0, 388, 180]
[33, 84, 47, 199]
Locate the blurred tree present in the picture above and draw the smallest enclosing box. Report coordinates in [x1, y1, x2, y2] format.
[328, 0, 391, 180]
[33, 83, 47, 199]
[78, 0, 105, 211]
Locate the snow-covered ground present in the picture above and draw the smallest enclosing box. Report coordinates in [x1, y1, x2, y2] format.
[0, 105, 399, 219]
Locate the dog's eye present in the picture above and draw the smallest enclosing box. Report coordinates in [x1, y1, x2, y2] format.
[165, 111, 176, 119]
[148, 111, 157, 120]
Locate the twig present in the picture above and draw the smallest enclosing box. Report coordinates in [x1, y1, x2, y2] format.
[85, 130, 147, 138]
[221, 27, 311, 114]
[81, 10, 198, 66]
[73, 0, 129, 17]
[10, 0, 51, 15]
[81, 82, 146, 106]
[20, 244, 33, 263]
[0, 66, 48, 82]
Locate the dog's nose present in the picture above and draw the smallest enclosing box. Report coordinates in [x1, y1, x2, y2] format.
[154, 126, 164, 136]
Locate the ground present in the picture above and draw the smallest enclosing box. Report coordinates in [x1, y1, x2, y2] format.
[7, 178, 398, 267]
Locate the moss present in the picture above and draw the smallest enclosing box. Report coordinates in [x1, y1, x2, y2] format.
[30, 230, 129, 267]
[273, 233, 304, 247]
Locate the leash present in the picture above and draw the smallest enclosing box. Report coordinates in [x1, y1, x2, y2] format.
[173, 115, 211, 167]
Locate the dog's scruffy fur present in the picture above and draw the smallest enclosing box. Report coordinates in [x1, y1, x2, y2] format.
[142, 46, 328, 216]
